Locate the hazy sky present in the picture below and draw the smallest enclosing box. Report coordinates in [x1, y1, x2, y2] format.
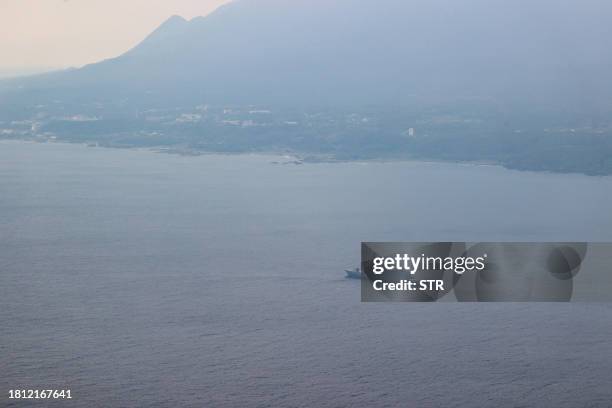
[0, 0, 230, 73]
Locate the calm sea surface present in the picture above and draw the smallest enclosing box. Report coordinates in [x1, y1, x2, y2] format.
[1, 141, 612, 407]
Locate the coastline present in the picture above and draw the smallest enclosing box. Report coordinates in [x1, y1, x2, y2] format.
[1, 136, 609, 178]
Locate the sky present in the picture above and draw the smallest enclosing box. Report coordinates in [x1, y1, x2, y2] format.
[0, 0, 230, 75]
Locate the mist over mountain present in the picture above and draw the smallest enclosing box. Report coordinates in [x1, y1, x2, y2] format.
[2, 0, 612, 175]
[3, 0, 612, 111]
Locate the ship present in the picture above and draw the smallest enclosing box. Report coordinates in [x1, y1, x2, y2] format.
[345, 268, 363, 279]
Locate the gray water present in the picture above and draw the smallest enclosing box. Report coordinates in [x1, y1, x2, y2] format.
[1, 141, 612, 407]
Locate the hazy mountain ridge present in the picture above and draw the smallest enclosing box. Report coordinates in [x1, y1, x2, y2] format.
[3, 0, 612, 109]
[2, 0, 612, 175]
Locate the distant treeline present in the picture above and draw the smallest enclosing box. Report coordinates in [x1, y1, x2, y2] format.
[2, 102, 612, 175]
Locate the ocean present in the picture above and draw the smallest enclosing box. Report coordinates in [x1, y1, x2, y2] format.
[1, 140, 612, 407]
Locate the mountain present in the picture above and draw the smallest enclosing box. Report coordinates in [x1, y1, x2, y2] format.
[2, 0, 612, 111]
